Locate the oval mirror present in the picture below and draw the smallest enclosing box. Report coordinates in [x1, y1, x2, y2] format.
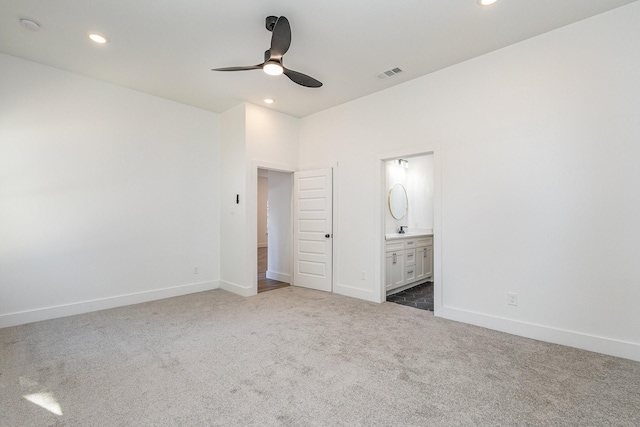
[389, 184, 408, 220]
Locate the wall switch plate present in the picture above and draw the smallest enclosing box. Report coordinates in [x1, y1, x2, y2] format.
[507, 292, 518, 306]
[194, 266, 199, 274]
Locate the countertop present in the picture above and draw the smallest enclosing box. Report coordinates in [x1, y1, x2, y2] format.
[385, 231, 433, 241]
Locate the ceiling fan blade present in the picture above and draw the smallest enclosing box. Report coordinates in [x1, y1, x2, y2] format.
[211, 64, 262, 72]
[270, 16, 291, 59]
[283, 68, 323, 88]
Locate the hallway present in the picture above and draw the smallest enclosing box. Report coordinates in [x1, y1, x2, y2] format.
[257, 247, 289, 293]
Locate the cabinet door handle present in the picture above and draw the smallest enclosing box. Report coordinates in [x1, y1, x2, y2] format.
[392, 253, 396, 264]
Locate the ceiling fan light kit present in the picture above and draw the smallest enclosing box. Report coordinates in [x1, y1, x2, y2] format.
[263, 61, 283, 76]
[212, 16, 322, 88]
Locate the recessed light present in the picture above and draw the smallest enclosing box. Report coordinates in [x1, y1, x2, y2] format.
[89, 33, 108, 44]
[478, 0, 498, 5]
[264, 99, 274, 104]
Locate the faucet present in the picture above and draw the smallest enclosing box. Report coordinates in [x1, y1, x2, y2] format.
[399, 225, 408, 234]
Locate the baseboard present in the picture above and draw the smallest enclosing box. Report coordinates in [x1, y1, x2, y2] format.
[0, 280, 220, 329]
[219, 280, 256, 297]
[266, 271, 290, 283]
[334, 282, 380, 303]
[440, 306, 640, 362]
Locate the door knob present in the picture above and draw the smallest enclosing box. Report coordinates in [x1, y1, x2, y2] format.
[325, 234, 331, 238]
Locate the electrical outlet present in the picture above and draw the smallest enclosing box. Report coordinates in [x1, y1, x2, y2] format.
[193, 266, 199, 274]
[507, 292, 518, 306]
[361, 271, 366, 280]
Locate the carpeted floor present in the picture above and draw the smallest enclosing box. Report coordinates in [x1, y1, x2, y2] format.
[1, 287, 639, 426]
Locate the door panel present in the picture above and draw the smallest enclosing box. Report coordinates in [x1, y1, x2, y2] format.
[293, 168, 333, 292]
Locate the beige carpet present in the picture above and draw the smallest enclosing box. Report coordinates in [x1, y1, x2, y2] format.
[1, 287, 639, 426]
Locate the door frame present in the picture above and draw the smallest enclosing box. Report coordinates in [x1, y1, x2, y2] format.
[249, 161, 296, 295]
[375, 147, 443, 315]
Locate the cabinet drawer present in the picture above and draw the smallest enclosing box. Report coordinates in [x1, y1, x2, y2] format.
[385, 240, 404, 252]
[405, 266, 416, 282]
[415, 237, 433, 247]
[405, 249, 416, 266]
[404, 239, 417, 248]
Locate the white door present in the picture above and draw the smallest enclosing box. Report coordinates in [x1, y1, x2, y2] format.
[293, 168, 333, 292]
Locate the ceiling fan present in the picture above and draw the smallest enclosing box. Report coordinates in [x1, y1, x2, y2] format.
[212, 16, 323, 88]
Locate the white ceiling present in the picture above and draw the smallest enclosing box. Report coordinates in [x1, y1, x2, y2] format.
[0, 0, 636, 118]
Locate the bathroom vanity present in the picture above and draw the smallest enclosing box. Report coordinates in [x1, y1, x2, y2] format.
[385, 233, 433, 294]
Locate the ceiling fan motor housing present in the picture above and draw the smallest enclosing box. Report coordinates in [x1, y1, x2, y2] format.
[264, 50, 282, 63]
[265, 16, 278, 32]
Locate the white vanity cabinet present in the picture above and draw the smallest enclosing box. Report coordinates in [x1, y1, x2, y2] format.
[414, 236, 433, 282]
[385, 235, 433, 294]
[385, 240, 405, 291]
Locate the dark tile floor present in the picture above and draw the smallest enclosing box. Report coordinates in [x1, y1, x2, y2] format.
[386, 281, 434, 311]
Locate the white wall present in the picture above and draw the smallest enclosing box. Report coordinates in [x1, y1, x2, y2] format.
[218, 103, 299, 296]
[219, 105, 248, 295]
[0, 53, 220, 327]
[257, 176, 268, 248]
[299, 3, 640, 361]
[267, 170, 292, 283]
[245, 103, 299, 168]
[405, 155, 434, 232]
[385, 160, 409, 234]
[385, 155, 434, 235]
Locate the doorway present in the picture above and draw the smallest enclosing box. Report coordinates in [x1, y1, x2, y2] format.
[381, 153, 436, 311]
[250, 163, 335, 295]
[256, 168, 292, 293]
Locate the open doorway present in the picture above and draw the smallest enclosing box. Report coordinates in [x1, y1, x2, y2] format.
[257, 168, 292, 293]
[383, 154, 435, 311]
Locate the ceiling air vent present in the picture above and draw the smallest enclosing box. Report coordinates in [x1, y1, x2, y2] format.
[377, 67, 404, 79]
